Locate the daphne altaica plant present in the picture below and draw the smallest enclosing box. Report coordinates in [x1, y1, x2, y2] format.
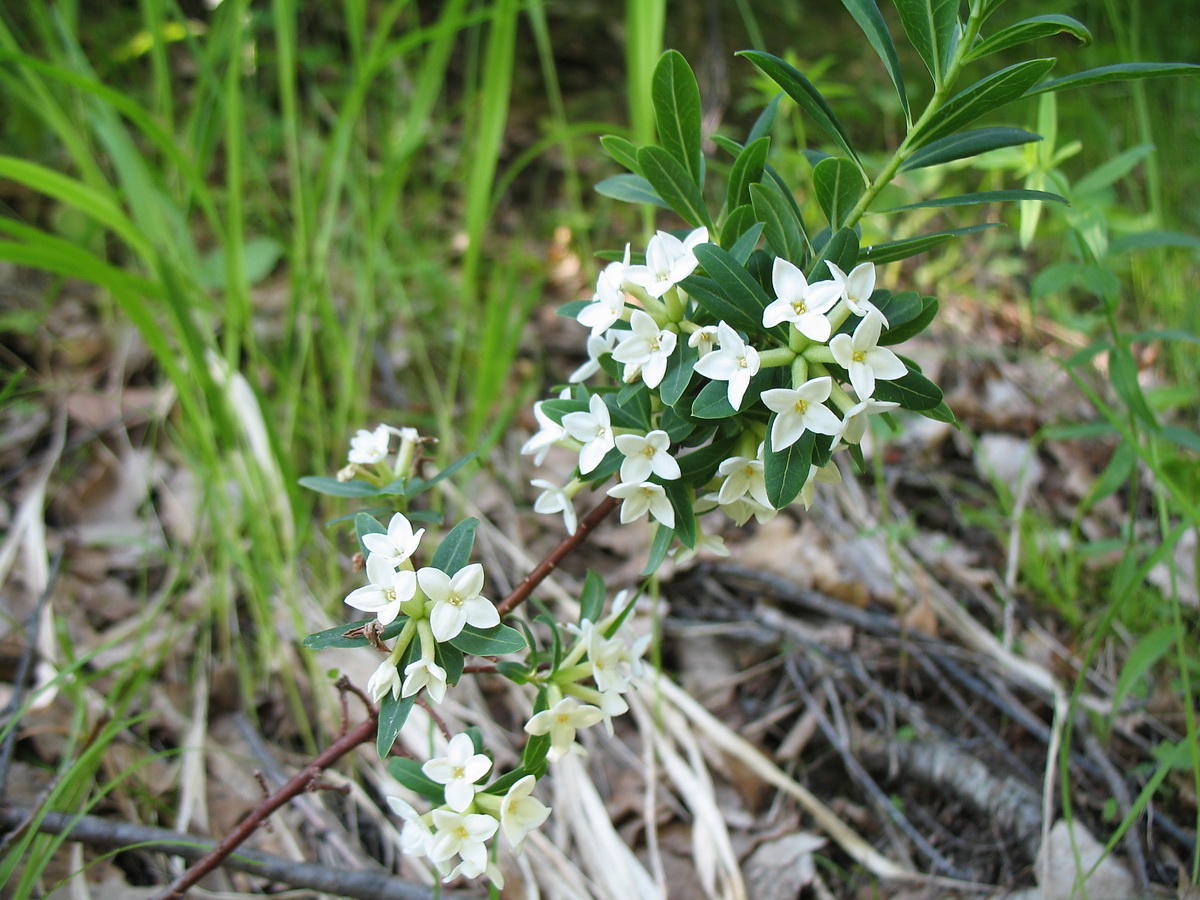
[300, 0, 1197, 888]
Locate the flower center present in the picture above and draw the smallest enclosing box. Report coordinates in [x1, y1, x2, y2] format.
[793, 399, 809, 414]
[556, 713, 571, 724]
[384, 588, 397, 602]
[649, 336, 661, 352]
[641, 447, 656, 460]
[737, 356, 748, 368]
[852, 350, 866, 363]
[453, 766, 466, 779]
[455, 825, 469, 839]
[792, 299, 807, 314]
[448, 594, 464, 607]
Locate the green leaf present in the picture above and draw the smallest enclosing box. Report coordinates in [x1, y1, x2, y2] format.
[663, 480, 697, 549]
[871, 290, 923, 330]
[878, 189, 1067, 212]
[900, 126, 1042, 170]
[919, 400, 959, 426]
[882, 295, 938, 344]
[872, 369, 943, 410]
[738, 51, 863, 171]
[642, 524, 674, 576]
[727, 136, 770, 211]
[677, 433, 740, 484]
[430, 517, 479, 574]
[580, 570, 607, 625]
[388, 757, 446, 803]
[722, 209, 762, 257]
[653, 50, 705, 186]
[660, 342, 698, 407]
[302, 617, 406, 649]
[522, 689, 551, 776]
[377, 692, 417, 756]
[809, 227, 860, 281]
[691, 380, 738, 419]
[402, 453, 477, 499]
[638, 146, 713, 229]
[1108, 231, 1200, 256]
[355, 512, 388, 557]
[911, 59, 1057, 149]
[750, 181, 809, 265]
[812, 157, 865, 229]
[860, 223, 999, 264]
[1110, 625, 1174, 721]
[1026, 62, 1200, 96]
[436, 641, 465, 686]
[298, 476, 380, 497]
[893, 0, 961, 87]
[747, 93, 783, 143]
[966, 14, 1091, 62]
[595, 174, 669, 208]
[839, 0, 909, 119]
[600, 134, 642, 174]
[765, 429, 815, 509]
[449, 622, 528, 656]
[693, 243, 774, 326]
[683, 275, 758, 333]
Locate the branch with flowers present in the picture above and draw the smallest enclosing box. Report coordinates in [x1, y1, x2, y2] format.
[239, 1, 1197, 892]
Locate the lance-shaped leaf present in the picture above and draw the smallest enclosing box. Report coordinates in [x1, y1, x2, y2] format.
[663, 481, 697, 549]
[600, 135, 642, 174]
[402, 453, 477, 499]
[727, 221, 765, 264]
[579, 570, 607, 626]
[872, 366, 944, 410]
[727, 136, 770, 211]
[682, 275, 761, 333]
[430, 517, 479, 575]
[747, 93, 783, 144]
[965, 14, 1091, 62]
[377, 694, 417, 756]
[893, 0, 961, 87]
[389, 757, 447, 803]
[449, 622, 528, 656]
[881, 296, 938, 344]
[595, 174, 669, 208]
[721, 207, 760, 253]
[911, 58, 1057, 149]
[878, 188, 1067, 212]
[809, 227, 860, 281]
[860, 223, 1000, 263]
[298, 476, 381, 497]
[751, 181, 808, 264]
[813, 156, 865, 229]
[840, 0, 909, 120]
[1025, 62, 1200, 96]
[642, 523, 675, 577]
[693, 243, 774, 325]
[638, 145, 713, 229]
[653, 50, 705, 186]
[659, 342, 697, 408]
[901, 126, 1042, 170]
[765, 428, 815, 509]
[738, 51, 864, 171]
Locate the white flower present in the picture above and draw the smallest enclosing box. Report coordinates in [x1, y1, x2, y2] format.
[615, 430, 680, 484]
[624, 227, 708, 298]
[423, 733, 493, 812]
[688, 325, 719, 357]
[348, 424, 391, 464]
[447, 856, 505, 887]
[716, 452, 770, 507]
[606, 480, 675, 528]
[692, 320, 760, 409]
[387, 795, 433, 856]
[531, 478, 577, 535]
[361, 512, 425, 566]
[562, 393, 616, 474]
[367, 660, 403, 703]
[761, 376, 844, 451]
[402, 657, 448, 704]
[344, 554, 417, 626]
[585, 622, 649, 695]
[799, 463, 843, 510]
[671, 531, 731, 565]
[611, 310, 677, 388]
[500, 775, 551, 850]
[524, 696, 605, 761]
[520, 401, 566, 467]
[418, 563, 499, 642]
[835, 397, 900, 447]
[829, 310, 907, 400]
[428, 808, 498, 868]
[826, 261, 887, 324]
[699, 491, 777, 526]
[762, 257, 841, 341]
[577, 245, 631, 334]
[569, 331, 616, 383]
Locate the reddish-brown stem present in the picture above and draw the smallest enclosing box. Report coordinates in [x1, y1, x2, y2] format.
[496, 495, 619, 617]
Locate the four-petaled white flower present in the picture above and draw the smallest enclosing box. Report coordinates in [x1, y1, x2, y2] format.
[423, 733, 493, 812]
[520, 401, 566, 466]
[761, 376, 844, 451]
[688, 325, 719, 358]
[615, 430, 680, 484]
[402, 657, 448, 703]
[524, 696, 605, 761]
[367, 660, 402, 703]
[829, 310, 907, 400]
[799, 463, 843, 510]
[569, 331, 616, 383]
[428, 808, 498, 868]
[585, 621, 649, 695]
[348, 424, 391, 464]
[562, 393, 615, 474]
[606, 480, 676, 528]
[531, 478, 577, 535]
[717, 452, 771, 507]
[500, 775, 551, 850]
[836, 397, 900, 447]
[762, 257, 841, 341]
[671, 530, 731, 565]
[624, 227, 708, 298]
[418, 563, 499, 642]
[387, 795, 433, 857]
[826, 261, 887, 324]
[692, 321, 761, 409]
[361, 512, 424, 566]
[611, 310, 678, 388]
[577, 245, 631, 334]
[344, 554, 417, 626]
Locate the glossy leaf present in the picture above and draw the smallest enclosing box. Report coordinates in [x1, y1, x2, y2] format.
[840, 0, 909, 120]
[860, 223, 999, 263]
[691, 380, 738, 419]
[901, 126, 1042, 170]
[750, 181, 808, 264]
[727, 221, 765, 264]
[298, 476, 380, 497]
[747, 93, 783, 144]
[595, 174, 669, 208]
[402, 453, 477, 499]
[920, 400, 960, 426]
[893, 0, 961, 86]
[677, 433, 740, 484]
[765, 428, 815, 509]
[429, 517, 478, 575]
[1026, 62, 1200, 96]
[449, 622, 528, 656]
[878, 188, 1067, 211]
[652, 50, 705, 185]
[727, 136, 770, 211]
[965, 14, 1090, 62]
[663, 480, 697, 549]
[638, 146, 713, 229]
[738, 51, 863, 170]
[911, 58, 1057, 149]
[580, 570, 606, 625]
[809, 227, 860, 281]
[600, 134, 642, 174]
[813, 156, 865, 228]
[872, 368, 943, 410]
[871, 290, 923, 330]
[660, 342, 698, 407]
[693, 243, 774, 325]
[881, 296, 939, 344]
[303, 616, 408, 649]
[642, 523, 675, 576]
[388, 757, 446, 802]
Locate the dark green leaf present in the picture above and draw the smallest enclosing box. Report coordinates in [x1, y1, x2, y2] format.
[677, 433, 739, 484]
[606, 386, 652, 430]
[653, 50, 705, 185]
[860, 223, 1000, 263]
[840, 0, 909, 119]
[966, 14, 1090, 62]
[482, 766, 531, 797]
[747, 93, 783, 143]
[872, 368, 943, 410]
[377, 691, 417, 756]
[303, 617, 388, 649]
[660, 342, 697, 407]
[881, 296, 938, 344]
[738, 51, 863, 170]
[663, 480, 697, 549]
[429, 517, 478, 574]
[809, 227, 860, 281]
[355, 512, 387, 557]
[680, 272, 752, 331]
[299, 476, 380, 497]
[691, 380, 737, 419]
[710, 134, 744, 157]
[537, 397, 587, 425]
[872, 290, 923, 329]
[661, 406, 699, 443]
[580, 570, 607, 625]
[595, 174, 669, 208]
[436, 641, 465, 686]
[728, 136, 770, 211]
[402, 453, 477, 499]
[901, 127, 1042, 170]
[638, 146, 713, 229]
[812, 157, 865, 228]
[919, 399, 960, 427]
[750, 181, 808, 265]
[727, 221, 764, 264]
[522, 689, 551, 776]
[911, 59, 1057, 149]
[1026, 62, 1200, 96]
[387, 757, 445, 802]
[600, 134, 642, 174]
[765, 428, 815, 509]
[557, 299, 590, 319]
[721, 207, 760, 254]
[878, 188, 1067, 212]
[642, 524, 674, 576]
[894, 0, 961, 86]
[449, 622, 528, 656]
[693, 243, 774, 325]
